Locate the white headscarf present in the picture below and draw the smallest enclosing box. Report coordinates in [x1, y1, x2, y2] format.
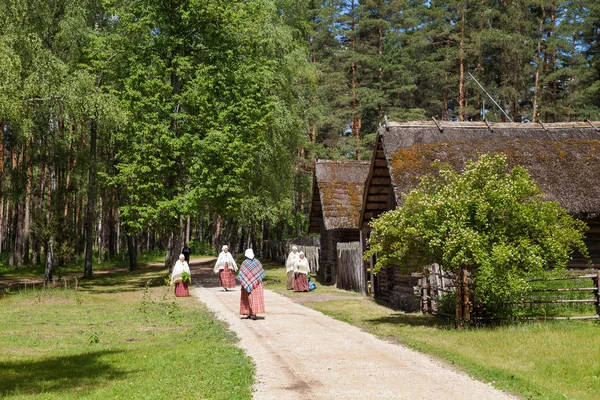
[295, 251, 310, 275]
[245, 248, 255, 259]
[214, 245, 237, 273]
[286, 246, 300, 273]
[171, 254, 191, 284]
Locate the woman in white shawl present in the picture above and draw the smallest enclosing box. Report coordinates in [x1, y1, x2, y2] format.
[171, 254, 191, 297]
[293, 251, 310, 292]
[285, 246, 299, 290]
[214, 245, 238, 291]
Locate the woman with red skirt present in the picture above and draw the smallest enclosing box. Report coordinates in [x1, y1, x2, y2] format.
[214, 245, 238, 291]
[293, 252, 310, 292]
[171, 254, 191, 297]
[237, 249, 265, 320]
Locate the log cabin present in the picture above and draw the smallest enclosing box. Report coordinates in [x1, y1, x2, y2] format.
[361, 120, 600, 309]
[309, 159, 370, 284]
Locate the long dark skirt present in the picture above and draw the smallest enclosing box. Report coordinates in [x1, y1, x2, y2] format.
[293, 273, 309, 292]
[175, 282, 190, 297]
[219, 265, 236, 289]
[240, 282, 265, 316]
[286, 270, 295, 290]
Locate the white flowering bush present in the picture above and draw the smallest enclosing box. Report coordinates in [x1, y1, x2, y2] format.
[365, 154, 589, 316]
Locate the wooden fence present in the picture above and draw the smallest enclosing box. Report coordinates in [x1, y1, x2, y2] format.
[336, 242, 366, 294]
[262, 237, 320, 274]
[419, 268, 600, 321]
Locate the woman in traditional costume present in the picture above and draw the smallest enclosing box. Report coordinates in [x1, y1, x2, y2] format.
[171, 254, 191, 297]
[293, 251, 310, 292]
[214, 245, 237, 291]
[285, 246, 299, 290]
[237, 248, 265, 320]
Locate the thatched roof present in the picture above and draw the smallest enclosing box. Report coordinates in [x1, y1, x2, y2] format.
[309, 160, 371, 233]
[377, 120, 600, 216]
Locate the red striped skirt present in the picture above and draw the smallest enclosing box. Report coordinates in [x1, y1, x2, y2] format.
[293, 273, 309, 292]
[174, 282, 190, 297]
[219, 265, 236, 288]
[240, 282, 265, 316]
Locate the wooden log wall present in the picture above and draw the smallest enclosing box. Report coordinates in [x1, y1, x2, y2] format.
[336, 242, 366, 294]
[319, 227, 341, 283]
[374, 263, 422, 312]
[569, 218, 600, 270]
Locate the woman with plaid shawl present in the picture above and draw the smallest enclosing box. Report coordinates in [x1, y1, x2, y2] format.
[237, 248, 265, 320]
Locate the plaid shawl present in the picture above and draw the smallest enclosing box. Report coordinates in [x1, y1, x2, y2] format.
[237, 257, 265, 293]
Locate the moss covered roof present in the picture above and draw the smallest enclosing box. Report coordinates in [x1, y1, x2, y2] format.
[313, 160, 371, 231]
[380, 121, 600, 215]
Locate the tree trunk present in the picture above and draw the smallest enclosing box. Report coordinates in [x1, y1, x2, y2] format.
[23, 158, 32, 265]
[455, 271, 463, 329]
[14, 202, 24, 267]
[165, 219, 184, 272]
[186, 215, 191, 243]
[127, 232, 137, 271]
[83, 119, 97, 279]
[44, 238, 54, 282]
[458, 1, 466, 121]
[532, 13, 545, 123]
[212, 214, 222, 251]
[0, 121, 3, 253]
[97, 197, 103, 263]
[378, 26, 383, 120]
[351, 0, 360, 160]
[0, 197, 4, 254]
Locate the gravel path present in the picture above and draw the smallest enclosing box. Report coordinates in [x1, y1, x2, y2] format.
[190, 259, 515, 400]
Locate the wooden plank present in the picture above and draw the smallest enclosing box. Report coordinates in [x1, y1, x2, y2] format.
[370, 177, 392, 185]
[521, 299, 596, 304]
[367, 195, 389, 202]
[366, 204, 389, 211]
[367, 186, 390, 195]
[529, 287, 597, 292]
[374, 159, 388, 168]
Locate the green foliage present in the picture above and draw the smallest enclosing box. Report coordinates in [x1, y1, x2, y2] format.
[93, 0, 312, 235]
[181, 271, 191, 284]
[366, 154, 589, 315]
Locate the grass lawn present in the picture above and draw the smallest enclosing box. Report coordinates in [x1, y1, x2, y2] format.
[263, 262, 600, 400]
[0, 261, 254, 399]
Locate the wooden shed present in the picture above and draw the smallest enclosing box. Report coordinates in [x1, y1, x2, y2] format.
[361, 120, 600, 309]
[309, 159, 370, 286]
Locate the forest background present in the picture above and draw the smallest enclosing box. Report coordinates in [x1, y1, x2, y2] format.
[0, 0, 599, 279]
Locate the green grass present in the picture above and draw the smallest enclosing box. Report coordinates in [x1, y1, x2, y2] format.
[263, 263, 600, 400]
[0, 266, 254, 399]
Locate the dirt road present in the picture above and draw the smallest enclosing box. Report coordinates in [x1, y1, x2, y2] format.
[190, 259, 515, 400]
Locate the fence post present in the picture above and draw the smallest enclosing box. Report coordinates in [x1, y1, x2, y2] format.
[462, 268, 471, 322]
[594, 271, 600, 319]
[421, 278, 429, 313]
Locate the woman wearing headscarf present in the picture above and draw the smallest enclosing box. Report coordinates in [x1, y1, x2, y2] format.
[285, 246, 299, 290]
[293, 251, 310, 292]
[171, 254, 191, 297]
[214, 245, 238, 291]
[237, 248, 265, 320]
